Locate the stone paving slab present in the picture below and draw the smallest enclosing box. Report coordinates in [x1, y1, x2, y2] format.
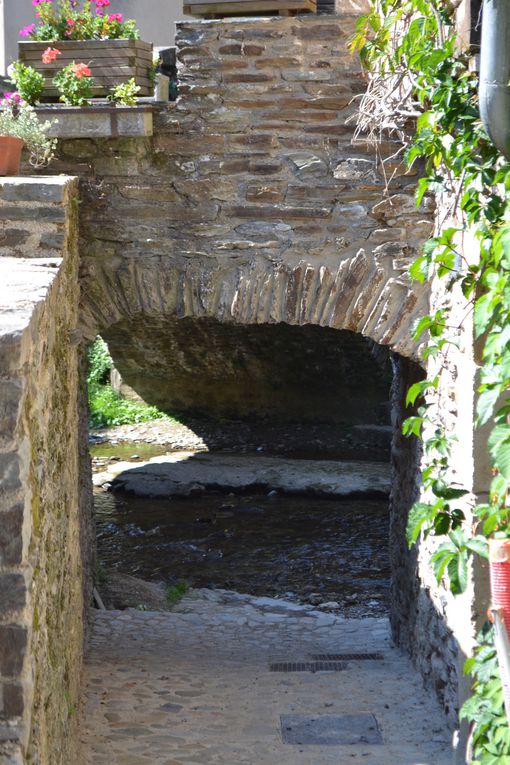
[79, 592, 453, 764]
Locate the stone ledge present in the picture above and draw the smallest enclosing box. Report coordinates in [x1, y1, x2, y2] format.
[0, 176, 75, 204]
[36, 104, 154, 139]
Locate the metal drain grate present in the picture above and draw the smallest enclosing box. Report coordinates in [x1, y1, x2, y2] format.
[270, 661, 347, 672]
[309, 652, 384, 661]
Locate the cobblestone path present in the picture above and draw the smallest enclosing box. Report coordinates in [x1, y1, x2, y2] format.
[79, 590, 453, 764]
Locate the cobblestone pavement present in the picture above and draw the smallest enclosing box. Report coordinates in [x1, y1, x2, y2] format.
[79, 590, 453, 765]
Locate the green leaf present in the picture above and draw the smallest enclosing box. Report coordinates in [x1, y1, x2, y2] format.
[447, 549, 468, 594]
[402, 416, 423, 437]
[405, 377, 438, 406]
[465, 536, 489, 559]
[431, 480, 468, 500]
[406, 502, 431, 546]
[477, 388, 501, 426]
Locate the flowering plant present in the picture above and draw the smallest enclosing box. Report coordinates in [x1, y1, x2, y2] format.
[0, 94, 56, 167]
[20, 0, 139, 41]
[9, 61, 45, 105]
[52, 59, 94, 105]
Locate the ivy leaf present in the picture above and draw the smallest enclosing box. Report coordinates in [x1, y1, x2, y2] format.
[447, 549, 468, 594]
[433, 511, 451, 535]
[477, 387, 500, 426]
[409, 254, 429, 283]
[474, 293, 493, 338]
[405, 377, 438, 406]
[402, 416, 423, 437]
[431, 542, 456, 581]
[406, 502, 432, 546]
[431, 480, 468, 500]
[488, 424, 510, 479]
[465, 536, 489, 559]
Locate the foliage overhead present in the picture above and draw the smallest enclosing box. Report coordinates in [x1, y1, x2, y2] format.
[350, 0, 510, 760]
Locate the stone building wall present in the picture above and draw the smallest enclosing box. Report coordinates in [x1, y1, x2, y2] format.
[42, 14, 432, 373]
[0, 177, 90, 765]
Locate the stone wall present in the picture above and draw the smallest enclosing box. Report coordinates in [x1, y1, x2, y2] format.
[42, 14, 432, 387]
[0, 177, 90, 765]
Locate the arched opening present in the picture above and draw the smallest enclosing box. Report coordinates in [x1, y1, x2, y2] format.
[91, 320, 396, 612]
[80, 314, 452, 763]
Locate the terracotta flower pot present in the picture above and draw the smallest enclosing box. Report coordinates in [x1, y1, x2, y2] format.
[0, 136, 24, 176]
[489, 538, 510, 631]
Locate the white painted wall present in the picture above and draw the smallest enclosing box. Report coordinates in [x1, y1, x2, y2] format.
[1, 0, 192, 74]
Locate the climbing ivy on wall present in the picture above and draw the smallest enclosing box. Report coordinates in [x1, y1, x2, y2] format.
[350, 1, 510, 761]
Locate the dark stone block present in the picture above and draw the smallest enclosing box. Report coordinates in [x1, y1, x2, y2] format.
[0, 575, 26, 616]
[0, 340, 22, 378]
[0, 626, 27, 677]
[248, 160, 282, 175]
[0, 181, 65, 204]
[1, 683, 24, 717]
[0, 206, 65, 223]
[39, 231, 65, 250]
[223, 72, 275, 83]
[0, 230, 29, 248]
[0, 454, 20, 494]
[0, 380, 21, 443]
[0, 506, 23, 566]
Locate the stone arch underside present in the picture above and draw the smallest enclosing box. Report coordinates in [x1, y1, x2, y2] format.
[79, 252, 428, 364]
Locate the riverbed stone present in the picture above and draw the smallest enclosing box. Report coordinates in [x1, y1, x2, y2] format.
[94, 452, 391, 497]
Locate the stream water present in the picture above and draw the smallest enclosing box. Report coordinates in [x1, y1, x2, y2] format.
[94, 483, 390, 617]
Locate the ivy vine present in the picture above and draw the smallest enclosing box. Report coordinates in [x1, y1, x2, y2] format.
[350, 1, 510, 761]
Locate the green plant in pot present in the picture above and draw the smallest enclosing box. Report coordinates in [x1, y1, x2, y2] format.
[0, 92, 56, 174]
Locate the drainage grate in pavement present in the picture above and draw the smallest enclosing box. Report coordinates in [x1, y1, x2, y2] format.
[309, 653, 384, 661]
[280, 713, 383, 745]
[270, 661, 347, 673]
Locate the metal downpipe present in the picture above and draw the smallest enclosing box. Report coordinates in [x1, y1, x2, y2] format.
[479, 0, 510, 160]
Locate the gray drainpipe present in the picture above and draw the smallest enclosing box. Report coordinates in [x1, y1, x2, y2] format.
[479, 0, 510, 160]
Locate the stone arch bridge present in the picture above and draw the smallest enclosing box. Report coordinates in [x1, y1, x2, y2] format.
[0, 10, 479, 765]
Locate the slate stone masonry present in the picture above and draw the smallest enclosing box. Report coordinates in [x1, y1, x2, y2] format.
[0, 177, 92, 765]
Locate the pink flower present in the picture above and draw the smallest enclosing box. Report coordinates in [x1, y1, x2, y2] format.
[108, 12, 122, 22]
[1, 92, 23, 106]
[41, 46, 61, 63]
[67, 17, 76, 25]
[71, 62, 92, 79]
[19, 24, 35, 36]
[95, 0, 110, 6]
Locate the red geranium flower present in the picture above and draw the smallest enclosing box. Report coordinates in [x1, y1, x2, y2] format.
[71, 62, 92, 79]
[41, 46, 61, 63]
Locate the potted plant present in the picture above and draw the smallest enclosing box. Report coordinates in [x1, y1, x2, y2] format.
[17, 0, 153, 100]
[0, 93, 56, 174]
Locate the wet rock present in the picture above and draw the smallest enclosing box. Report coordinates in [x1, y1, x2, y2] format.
[94, 453, 391, 498]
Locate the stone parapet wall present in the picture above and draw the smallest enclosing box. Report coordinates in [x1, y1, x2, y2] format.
[38, 16, 432, 359]
[0, 177, 89, 765]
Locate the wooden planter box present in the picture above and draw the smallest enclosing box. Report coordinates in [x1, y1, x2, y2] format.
[183, 0, 316, 17]
[18, 39, 153, 100]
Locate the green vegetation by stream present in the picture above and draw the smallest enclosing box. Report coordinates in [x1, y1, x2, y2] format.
[87, 337, 170, 428]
